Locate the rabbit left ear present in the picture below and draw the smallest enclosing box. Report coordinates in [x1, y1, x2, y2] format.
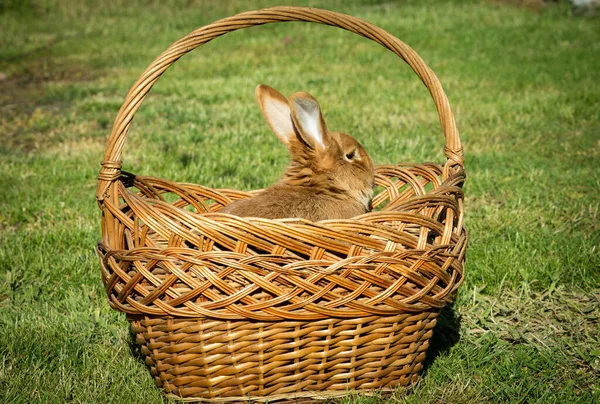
[256, 84, 295, 146]
[289, 91, 330, 151]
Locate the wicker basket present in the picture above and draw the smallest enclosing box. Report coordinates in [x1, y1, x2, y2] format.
[95, 6, 467, 402]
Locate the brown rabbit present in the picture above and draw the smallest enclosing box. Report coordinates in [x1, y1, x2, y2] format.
[219, 84, 374, 221]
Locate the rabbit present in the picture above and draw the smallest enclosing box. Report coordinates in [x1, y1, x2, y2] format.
[219, 84, 374, 221]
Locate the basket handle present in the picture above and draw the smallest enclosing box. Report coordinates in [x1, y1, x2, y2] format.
[97, 6, 463, 202]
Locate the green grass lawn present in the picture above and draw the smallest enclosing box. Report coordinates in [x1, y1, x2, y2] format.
[1, 0, 599, 402]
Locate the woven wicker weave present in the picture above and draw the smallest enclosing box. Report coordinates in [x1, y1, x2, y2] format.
[95, 6, 467, 402]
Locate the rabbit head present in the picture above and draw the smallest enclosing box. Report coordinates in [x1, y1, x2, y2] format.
[256, 84, 375, 212]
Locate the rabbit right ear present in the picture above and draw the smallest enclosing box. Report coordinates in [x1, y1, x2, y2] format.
[256, 84, 295, 145]
[288, 91, 329, 152]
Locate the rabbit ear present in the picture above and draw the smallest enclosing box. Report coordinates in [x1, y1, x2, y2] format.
[289, 92, 330, 151]
[256, 84, 295, 145]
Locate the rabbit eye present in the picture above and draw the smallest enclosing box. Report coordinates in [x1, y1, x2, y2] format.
[345, 150, 356, 161]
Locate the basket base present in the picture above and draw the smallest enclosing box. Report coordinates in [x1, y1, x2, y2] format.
[130, 312, 437, 402]
[163, 386, 405, 403]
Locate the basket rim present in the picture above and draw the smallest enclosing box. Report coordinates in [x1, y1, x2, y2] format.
[96, 164, 467, 321]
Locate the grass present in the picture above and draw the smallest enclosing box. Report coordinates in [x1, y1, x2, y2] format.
[1, 0, 599, 402]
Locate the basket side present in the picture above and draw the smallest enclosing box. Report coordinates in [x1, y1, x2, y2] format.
[130, 311, 438, 401]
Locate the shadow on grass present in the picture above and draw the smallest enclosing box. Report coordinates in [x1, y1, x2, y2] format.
[127, 329, 178, 403]
[126, 325, 148, 365]
[422, 304, 462, 374]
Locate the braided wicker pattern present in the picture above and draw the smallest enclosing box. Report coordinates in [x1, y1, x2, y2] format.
[95, 6, 467, 401]
[97, 164, 465, 320]
[131, 312, 437, 401]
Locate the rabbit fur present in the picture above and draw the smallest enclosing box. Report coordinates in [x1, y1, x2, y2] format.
[219, 84, 374, 221]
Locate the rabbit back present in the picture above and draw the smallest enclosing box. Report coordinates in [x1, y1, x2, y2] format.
[220, 183, 367, 221]
[216, 85, 374, 221]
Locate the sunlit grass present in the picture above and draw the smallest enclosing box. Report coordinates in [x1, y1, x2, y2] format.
[1, 0, 598, 402]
